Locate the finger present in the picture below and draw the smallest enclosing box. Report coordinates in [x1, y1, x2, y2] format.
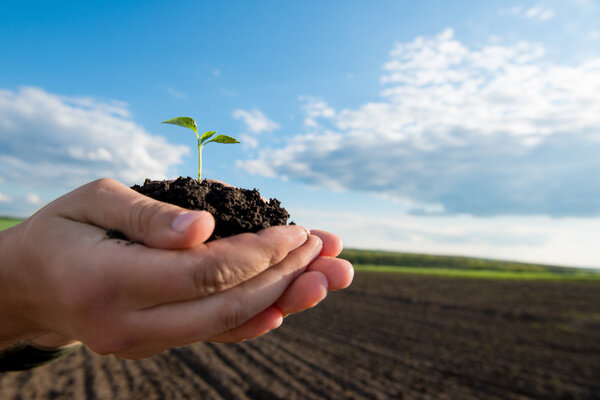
[51, 178, 214, 249]
[307, 256, 354, 290]
[310, 230, 343, 257]
[125, 235, 323, 352]
[208, 305, 283, 343]
[102, 225, 311, 308]
[276, 271, 329, 317]
[117, 306, 284, 358]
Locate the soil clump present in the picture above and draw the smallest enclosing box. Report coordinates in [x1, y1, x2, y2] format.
[130, 177, 291, 241]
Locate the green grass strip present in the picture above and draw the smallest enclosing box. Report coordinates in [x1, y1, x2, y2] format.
[355, 265, 600, 281]
[0, 217, 22, 231]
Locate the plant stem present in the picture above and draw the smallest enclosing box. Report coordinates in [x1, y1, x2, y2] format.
[197, 137, 203, 181]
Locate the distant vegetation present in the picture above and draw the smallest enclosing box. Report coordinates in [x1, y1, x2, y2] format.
[356, 265, 600, 280]
[341, 248, 600, 279]
[0, 217, 22, 230]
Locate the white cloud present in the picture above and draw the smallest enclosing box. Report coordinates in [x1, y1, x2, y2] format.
[232, 108, 280, 134]
[499, 5, 554, 21]
[0, 193, 11, 203]
[499, 6, 522, 16]
[0, 87, 189, 191]
[165, 86, 187, 99]
[524, 6, 554, 20]
[299, 96, 336, 128]
[240, 30, 600, 216]
[573, 0, 592, 6]
[239, 133, 259, 149]
[26, 193, 41, 204]
[291, 207, 600, 268]
[588, 29, 600, 40]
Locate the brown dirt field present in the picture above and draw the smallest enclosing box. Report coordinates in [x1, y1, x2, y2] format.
[1, 271, 599, 400]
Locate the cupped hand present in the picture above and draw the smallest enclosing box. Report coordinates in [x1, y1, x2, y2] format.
[0, 178, 353, 358]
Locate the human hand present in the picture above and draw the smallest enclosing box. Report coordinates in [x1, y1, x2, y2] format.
[0, 178, 352, 359]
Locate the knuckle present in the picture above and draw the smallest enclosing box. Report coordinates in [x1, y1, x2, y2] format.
[262, 241, 287, 267]
[191, 230, 295, 300]
[193, 258, 231, 296]
[75, 178, 120, 205]
[86, 177, 120, 195]
[257, 229, 292, 266]
[92, 177, 119, 188]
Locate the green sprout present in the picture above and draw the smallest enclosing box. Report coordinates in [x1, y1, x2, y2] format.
[161, 116, 240, 180]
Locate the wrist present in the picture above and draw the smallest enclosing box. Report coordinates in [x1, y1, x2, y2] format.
[0, 223, 46, 350]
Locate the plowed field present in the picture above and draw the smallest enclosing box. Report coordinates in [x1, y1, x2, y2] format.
[1, 271, 599, 399]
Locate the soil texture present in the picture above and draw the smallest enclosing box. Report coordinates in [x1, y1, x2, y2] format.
[131, 177, 291, 240]
[1, 271, 599, 399]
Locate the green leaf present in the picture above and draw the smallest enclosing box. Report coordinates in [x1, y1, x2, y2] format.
[200, 130, 217, 144]
[161, 117, 198, 135]
[204, 135, 241, 145]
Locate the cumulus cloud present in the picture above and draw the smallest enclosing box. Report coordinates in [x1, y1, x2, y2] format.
[232, 108, 280, 134]
[299, 96, 336, 128]
[0, 87, 189, 190]
[524, 6, 554, 20]
[239, 30, 600, 216]
[290, 207, 600, 268]
[164, 86, 187, 99]
[0, 193, 11, 203]
[499, 6, 554, 21]
[25, 193, 41, 204]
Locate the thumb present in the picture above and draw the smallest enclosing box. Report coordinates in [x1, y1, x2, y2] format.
[53, 178, 215, 249]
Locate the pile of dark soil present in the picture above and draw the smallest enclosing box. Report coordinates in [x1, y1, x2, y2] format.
[130, 177, 291, 241]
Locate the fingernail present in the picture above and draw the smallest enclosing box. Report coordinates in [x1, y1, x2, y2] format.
[301, 226, 311, 237]
[291, 225, 310, 248]
[310, 236, 323, 263]
[171, 211, 209, 233]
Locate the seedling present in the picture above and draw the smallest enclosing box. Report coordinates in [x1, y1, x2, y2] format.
[161, 117, 240, 180]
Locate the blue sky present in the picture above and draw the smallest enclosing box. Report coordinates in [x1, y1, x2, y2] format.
[1, 1, 600, 267]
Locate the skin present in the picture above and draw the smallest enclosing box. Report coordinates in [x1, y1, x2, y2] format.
[0, 178, 353, 359]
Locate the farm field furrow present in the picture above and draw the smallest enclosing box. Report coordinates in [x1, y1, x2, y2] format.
[269, 332, 402, 399]
[253, 332, 392, 399]
[171, 345, 249, 399]
[210, 341, 324, 399]
[240, 340, 351, 398]
[1, 271, 599, 399]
